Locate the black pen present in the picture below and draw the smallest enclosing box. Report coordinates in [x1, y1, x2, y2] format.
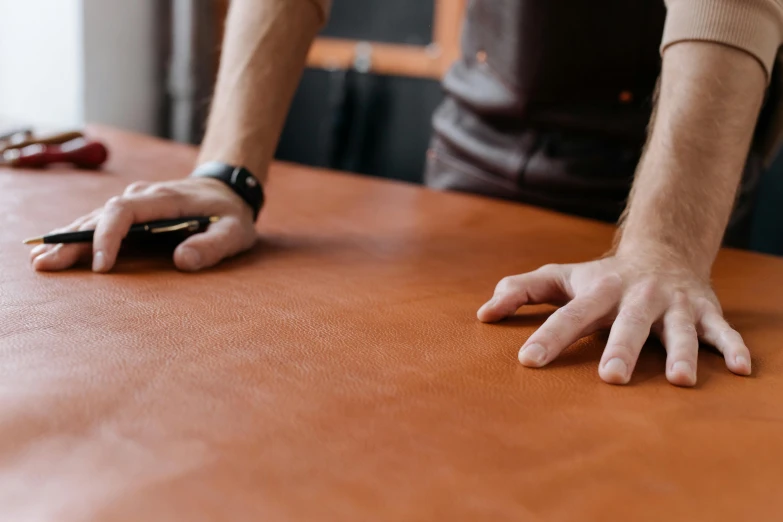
[23, 216, 220, 245]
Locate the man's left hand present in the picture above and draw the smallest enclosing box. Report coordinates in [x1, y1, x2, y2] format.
[477, 254, 752, 387]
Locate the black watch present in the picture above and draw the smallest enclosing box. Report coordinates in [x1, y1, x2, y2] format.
[190, 161, 264, 220]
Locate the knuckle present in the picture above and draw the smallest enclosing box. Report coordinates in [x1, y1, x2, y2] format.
[671, 290, 688, 304]
[533, 326, 564, 348]
[124, 181, 149, 194]
[663, 308, 696, 329]
[147, 184, 178, 197]
[495, 276, 519, 295]
[92, 224, 114, 239]
[555, 304, 587, 327]
[666, 299, 694, 322]
[104, 196, 126, 211]
[695, 296, 720, 316]
[580, 287, 615, 313]
[618, 306, 650, 327]
[635, 279, 659, 301]
[719, 328, 744, 347]
[592, 273, 622, 294]
[604, 343, 635, 359]
[669, 321, 697, 337]
[536, 263, 561, 277]
[92, 232, 114, 247]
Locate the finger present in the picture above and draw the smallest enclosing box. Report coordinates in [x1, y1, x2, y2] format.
[30, 227, 76, 261]
[34, 243, 92, 271]
[31, 214, 96, 270]
[30, 243, 54, 260]
[698, 307, 751, 376]
[33, 243, 91, 271]
[477, 264, 571, 323]
[123, 181, 152, 195]
[92, 190, 186, 272]
[662, 293, 699, 387]
[518, 274, 622, 367]
[599, 283, 664, 385]
[172, 217, 255, 272]
[33, 219, 95, 271]
[29, 212, 96, 263]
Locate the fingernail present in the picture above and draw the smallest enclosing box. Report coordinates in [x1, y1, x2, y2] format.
[602, 358, 628, 382]
[92, 251, 107, 272]
[671, 361, 695, 381]
[518, 343, 548, 367]
[180, 247, 202, 270]
[735, 355, 751, 373]
[31, 251, 50, 269]
[30, 251, 48, 266]
[30, 245, 48, 257]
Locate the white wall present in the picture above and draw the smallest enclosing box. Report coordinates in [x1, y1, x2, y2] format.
[0, 0, 84, 129]
[0, 0, 157, 134]
[82, 0, 157, 134]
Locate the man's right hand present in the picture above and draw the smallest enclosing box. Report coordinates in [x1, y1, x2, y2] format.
[30, 178, 258, 273]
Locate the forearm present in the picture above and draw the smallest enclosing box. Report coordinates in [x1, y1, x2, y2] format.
[197, 0, 329, 181]
[616, 42, 767, 279]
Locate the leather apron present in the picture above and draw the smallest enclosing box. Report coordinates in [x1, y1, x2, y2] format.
[426, 0, 763, 247]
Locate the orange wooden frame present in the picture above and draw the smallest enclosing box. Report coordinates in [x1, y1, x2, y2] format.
[306, 0, 467, 79]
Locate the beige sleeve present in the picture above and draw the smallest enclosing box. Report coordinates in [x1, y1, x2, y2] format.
[662, 0, 783, 78]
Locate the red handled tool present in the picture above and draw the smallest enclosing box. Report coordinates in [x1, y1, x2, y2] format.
[1, 137, 108, 169]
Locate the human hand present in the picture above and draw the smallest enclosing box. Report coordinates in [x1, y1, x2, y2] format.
[30, 178, 258, 273]
[477, 255, 751, 387]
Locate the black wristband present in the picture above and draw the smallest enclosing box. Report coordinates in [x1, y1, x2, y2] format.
[190, 162, 264, 220]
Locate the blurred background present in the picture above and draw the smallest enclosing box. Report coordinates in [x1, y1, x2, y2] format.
[0, 0, 780, 255]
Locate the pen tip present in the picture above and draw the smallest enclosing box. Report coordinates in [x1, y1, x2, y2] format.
[23, 237, 44, 245]
[209, 216, 220, 223]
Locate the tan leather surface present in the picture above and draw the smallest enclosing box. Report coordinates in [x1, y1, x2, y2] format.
[1, 126, 783, 521]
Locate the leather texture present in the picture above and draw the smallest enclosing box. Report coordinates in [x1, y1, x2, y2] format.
[2, 126, 783, 521]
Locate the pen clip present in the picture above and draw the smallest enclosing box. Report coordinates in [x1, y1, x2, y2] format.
[149, 220, 201, 234]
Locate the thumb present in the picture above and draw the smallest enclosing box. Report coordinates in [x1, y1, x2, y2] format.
[477, 265, 569, 323]
[173, 217, 256, 272]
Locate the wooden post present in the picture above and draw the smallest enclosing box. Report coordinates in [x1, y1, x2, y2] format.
[306, 1, 467, 80]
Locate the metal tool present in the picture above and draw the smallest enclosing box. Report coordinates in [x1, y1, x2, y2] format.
[0, 127, 33, 143]
[0, 130, 86, 153]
